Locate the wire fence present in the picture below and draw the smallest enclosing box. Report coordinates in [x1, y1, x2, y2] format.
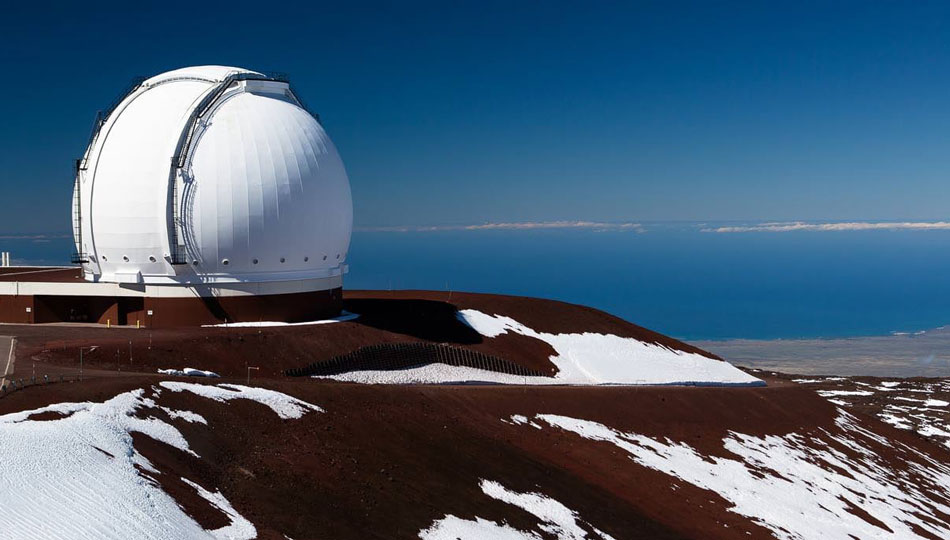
[287, 342, 543, 378]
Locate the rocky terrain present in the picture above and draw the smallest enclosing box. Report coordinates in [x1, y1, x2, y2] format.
[760, 370, 950, 451]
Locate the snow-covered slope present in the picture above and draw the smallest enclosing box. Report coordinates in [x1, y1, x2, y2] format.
[1, 372, 947, 539]
[324, 310, 762, 387]
[0, 383, 321, 539]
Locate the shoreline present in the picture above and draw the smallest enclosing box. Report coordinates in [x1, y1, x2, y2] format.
[690, 324, 945, 343]
[693, 326, 950, 377]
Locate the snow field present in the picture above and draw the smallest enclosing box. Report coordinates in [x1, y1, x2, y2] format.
[0, 383, 322, 539]
[457, 310, 762, 386]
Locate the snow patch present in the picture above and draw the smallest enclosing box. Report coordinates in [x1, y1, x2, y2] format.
[480, 480, 616, 540]
[419, 479, 614, 540]
[159, 368, 220, 378]
[917, 424, 950, 439]
[161, 406, 208, 424]
[456, 310, 762, 386]
[456, 309, 513, 338]
[323, 363, 555, 386]
[182, 478, 256, 540]
[817, 390, 873, 397]
[514, 411, 950, 540]
[419, 516, 533, 540]
[879, 413, 915, 431]
[1, 401, 92, 423]
[159, 382, 323, 419]
[204, 311, 359, 328]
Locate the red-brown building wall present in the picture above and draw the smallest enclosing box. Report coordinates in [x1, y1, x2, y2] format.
[141, 288, 342, 328]
[0, 294, 33, 324]
[33, 296, 119, 325]
[0, 288, 342, 328]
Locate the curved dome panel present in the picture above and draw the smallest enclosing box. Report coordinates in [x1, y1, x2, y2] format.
[187, 90, 353, 278]
[77, 66, 352, 286]
[88, 79, 212, 278]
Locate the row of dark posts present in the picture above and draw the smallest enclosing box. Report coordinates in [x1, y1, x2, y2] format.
[1, 373, 67, 396]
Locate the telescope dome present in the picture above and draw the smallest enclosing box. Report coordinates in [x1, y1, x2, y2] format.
[74, 65, 352, 286]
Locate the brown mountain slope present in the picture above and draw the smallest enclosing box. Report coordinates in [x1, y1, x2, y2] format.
[0, 291, 946, 538]
[0, 375, 946, 539]
[13, 290, 721, 381]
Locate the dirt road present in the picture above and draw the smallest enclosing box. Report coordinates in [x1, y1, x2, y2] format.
[0, 336, 14, 388]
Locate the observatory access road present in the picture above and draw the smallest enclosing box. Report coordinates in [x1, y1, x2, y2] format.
[0, 336, 14, 388]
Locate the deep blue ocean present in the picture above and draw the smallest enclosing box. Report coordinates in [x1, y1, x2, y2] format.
[7, 225, 950, 341]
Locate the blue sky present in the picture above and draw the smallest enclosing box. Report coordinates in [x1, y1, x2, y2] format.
[2, 1, 950, 233]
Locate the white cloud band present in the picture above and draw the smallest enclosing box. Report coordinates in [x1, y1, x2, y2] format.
[357, 221, 644, 233]
[704, 221, 950, 233]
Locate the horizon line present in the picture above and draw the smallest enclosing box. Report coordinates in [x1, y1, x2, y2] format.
[6, 219, 950, 238]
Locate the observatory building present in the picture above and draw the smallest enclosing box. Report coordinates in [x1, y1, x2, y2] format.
[0, 66, 352, 327]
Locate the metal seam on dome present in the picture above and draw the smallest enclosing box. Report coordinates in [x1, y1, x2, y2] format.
[166, 71, 292, 265]
[145, 76, 219, 87]
[76, 77, 147, 173]
[285, 88, 321, 124]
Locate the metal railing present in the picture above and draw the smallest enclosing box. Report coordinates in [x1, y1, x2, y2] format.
[76, 77, 146, 172]
[71, 76, 145, 265]
[70, 175, 88, 264]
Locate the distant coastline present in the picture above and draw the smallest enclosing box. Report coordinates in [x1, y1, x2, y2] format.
[695, 326, 950, 378]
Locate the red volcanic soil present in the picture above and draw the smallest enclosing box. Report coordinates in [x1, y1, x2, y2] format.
[0, 266, 81, 282]
[345, 290, 719, 354]
[10, 290, 719, 380]
[2, 291, 948, 538]
[0, 374, 945, 539]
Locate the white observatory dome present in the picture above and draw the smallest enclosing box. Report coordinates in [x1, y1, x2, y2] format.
[73, 65, 352, 286]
